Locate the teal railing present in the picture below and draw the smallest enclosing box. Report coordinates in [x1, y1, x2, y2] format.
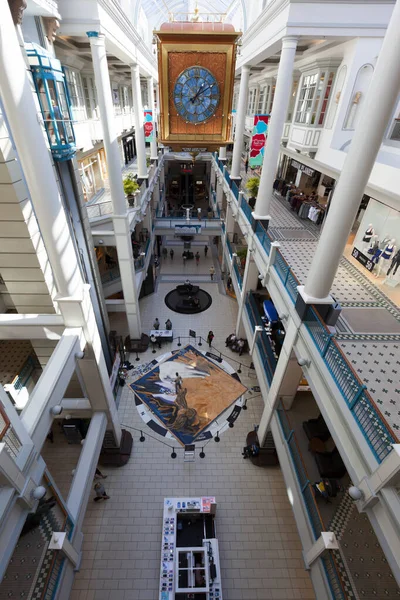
[101, 266, 121, 284]
[224, 167, 230, 185]
[304, 307, 395, 462]
[231, 180, 239, 200]
[277, 404, 324, 540]
[226, 237, 233, 258]
[13, 355, 39, 393]
[240, 194, 253, 223]
[244, 292, 277, 385]
[321, 553, 348, 600]
[255, 221, 271, 256]
[233, 260, 243, 290]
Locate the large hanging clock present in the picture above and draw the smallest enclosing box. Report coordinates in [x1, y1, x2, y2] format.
[155, 22, 240, 151]
[173, 67, 220, 124]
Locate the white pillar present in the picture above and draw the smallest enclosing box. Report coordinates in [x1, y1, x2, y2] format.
[88, 33, 126, 216]
[236, 250, 259, 337]
[230, 65, 250, 179]
[0, 4, 83, 298]
[216, 174, 224, 209]
[304, 1, 400, 301]
[131, 64, 147, 179]
[147, 76, 158, 160]
[88, 33, 141, 338]
[219, 146, 227, 161]
[253, 37, 298, 219]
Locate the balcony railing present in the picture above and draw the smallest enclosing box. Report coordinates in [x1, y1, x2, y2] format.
[321, 553, 348, 600]
[233, 260, 243, 290]
[226, 237, 233, 258]
[0, 404, 22, 459]
[245, 292, 277, 385]
[255, 221, 271, 256]
[240, 194, 253, 223]
[212, 154, 397, 463]
[277, 402, 324, 539]
[304, 307, 395, 463]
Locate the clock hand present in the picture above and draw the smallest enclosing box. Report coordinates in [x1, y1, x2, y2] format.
[191, 82, 206, 103]
[193, 83, 215, 102]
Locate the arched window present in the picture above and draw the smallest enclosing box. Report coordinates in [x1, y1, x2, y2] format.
[343, 64, 374, 130]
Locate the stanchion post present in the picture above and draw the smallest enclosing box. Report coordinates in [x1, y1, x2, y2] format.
[177, 337, 181, 347]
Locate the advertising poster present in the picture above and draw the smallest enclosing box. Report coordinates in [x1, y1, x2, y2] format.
[144, 110, 154, 142]
[249, 114, 269, 168]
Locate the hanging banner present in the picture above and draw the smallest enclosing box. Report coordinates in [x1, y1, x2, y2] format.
[249, 114, 269, 168]
[144, 110, 154, 142]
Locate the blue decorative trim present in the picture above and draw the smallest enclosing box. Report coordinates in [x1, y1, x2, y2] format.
[86, 31, 99, 37]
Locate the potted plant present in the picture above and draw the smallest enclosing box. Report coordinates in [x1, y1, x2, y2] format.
[146, 156, 151, 168]
[123, 174, 139, 207]
[245, 176, 260, 209]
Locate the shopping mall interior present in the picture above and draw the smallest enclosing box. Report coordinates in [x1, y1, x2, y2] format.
[0, 0, 400, 599]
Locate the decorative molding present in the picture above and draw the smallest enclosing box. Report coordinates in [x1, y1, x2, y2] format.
[7, 0, 27, 26]
[43, 17, 60, 43]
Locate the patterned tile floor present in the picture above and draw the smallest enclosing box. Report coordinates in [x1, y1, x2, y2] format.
[69, 242, 316, 600]
[247, 181, 400, 437]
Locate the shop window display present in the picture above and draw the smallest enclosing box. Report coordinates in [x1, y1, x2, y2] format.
[352, 199, 399, 286]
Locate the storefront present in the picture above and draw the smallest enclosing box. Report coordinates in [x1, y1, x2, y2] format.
[350, 196, 399, 287]
[78, 146, 107, 203]
[122, 132, 136, 165]
[275, 156, 330, 227]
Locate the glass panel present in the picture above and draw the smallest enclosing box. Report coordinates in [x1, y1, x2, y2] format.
[194, 568, 206, 588]
[178, 570, 188, 588]
[318, 71, 335, 125]
[193, 552, 205, 566]
[295, 73, 317, 124]
[179, 552, 189, 568]
[311, 72, 325, 125]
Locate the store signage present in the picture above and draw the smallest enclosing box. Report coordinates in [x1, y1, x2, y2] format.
[175, 224, 202, 235]
[291, 159, 315, 177]
[249, 114, 269, 168]
[143, 110, 154, 142]
[352, 247, 375, 272]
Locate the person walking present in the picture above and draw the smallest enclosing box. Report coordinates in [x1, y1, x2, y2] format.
[227, 276, 232, 291]
[204, 245, 208, 257]
[183, 252, 187, 266]
[174, 372, 183, 394]
[165, 318, 172, 330]
[93, 482, 110, 502]
[95, 468, 107, 480]
[153, 318, 160, 330]
[207, 331, 214, 348]
[209, 266, 215, 281]
[245, 156, 249, 173]
[170, 248, 174, 260]
[162, 247, 168, 259]
[195, 251, 200, 266]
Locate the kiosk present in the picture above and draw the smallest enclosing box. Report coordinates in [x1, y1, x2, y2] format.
[160, 497, 223, 600]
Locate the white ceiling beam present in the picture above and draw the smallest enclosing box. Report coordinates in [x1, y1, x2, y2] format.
[0, 315, 65, 340]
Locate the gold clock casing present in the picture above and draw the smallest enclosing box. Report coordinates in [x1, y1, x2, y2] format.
[155, 24, 241, 152]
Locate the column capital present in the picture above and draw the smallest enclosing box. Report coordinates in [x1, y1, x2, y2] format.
[241, 64, 251, 73]
[281, 36, 299, 49]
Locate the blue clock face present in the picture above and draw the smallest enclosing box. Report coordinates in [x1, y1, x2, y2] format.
[173, 66, 220, 124]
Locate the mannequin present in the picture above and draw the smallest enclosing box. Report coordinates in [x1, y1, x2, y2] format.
[365, 234, 379, 255]
[362, 224, 375, 243]
[387, 249, 400, 277]
[375, 238, 396, 278]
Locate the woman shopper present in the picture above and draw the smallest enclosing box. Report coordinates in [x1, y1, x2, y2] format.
[207, 331, 214, 348]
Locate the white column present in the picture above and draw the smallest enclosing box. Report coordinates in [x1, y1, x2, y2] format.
[88, 33, 126, 216]
[147, 76, 158, 160]
[88, 33, 141, 337]
[257, 318, 298, 445]
[219, 146, 227, 161]
[230, 65, 250, 179]
[0, 4, 83, 298]
[253, 37, 298, 219]
[131, 64, 147, 179]
[216, 175, 224, 211]
[304, 0, 400, 301]
[236, 249, 259, 337]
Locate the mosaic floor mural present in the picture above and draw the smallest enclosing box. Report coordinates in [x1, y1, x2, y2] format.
[129, 345, 247, 446]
